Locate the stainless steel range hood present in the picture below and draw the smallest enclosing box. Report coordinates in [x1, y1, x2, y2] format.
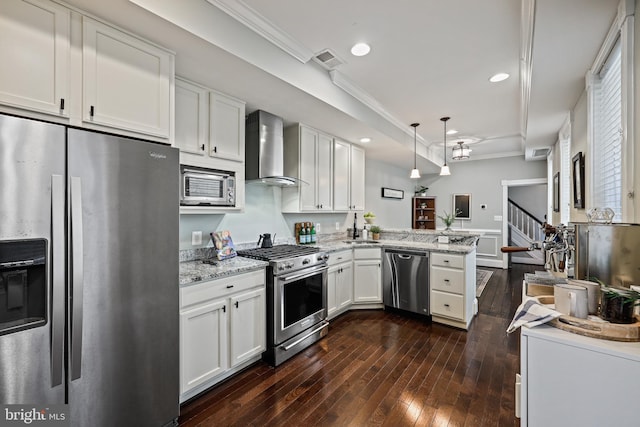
[245, 110, 302, 186]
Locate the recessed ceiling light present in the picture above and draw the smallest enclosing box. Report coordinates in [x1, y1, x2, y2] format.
[359, 137, 371, 143]
[446, 129, 458, 135]
[489, 72, 510, 83]
[351, 43, 371, 57]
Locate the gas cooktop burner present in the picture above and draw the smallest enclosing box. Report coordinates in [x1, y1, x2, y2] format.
[237, 244, 320, 261]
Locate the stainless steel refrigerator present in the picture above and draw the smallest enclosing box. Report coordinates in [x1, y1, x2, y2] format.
[0, 114, 179, 426]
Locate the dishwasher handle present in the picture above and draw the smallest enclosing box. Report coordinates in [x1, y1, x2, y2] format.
[384, 249, 428, 257]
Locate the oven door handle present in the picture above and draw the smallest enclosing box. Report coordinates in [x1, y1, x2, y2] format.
[279, 264, 328, 283]
[281, 322, 329, 351]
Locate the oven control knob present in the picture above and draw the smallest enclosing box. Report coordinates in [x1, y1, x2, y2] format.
[286, 262, 294, 269]
[302, 258, 310, 265]
[278, 264, 285, 271]
[322, 254, 329, 261]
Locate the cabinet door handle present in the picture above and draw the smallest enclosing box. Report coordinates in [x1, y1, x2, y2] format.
[222, 305, 226, 313]
[444, 279, 450, 283]
[212, 146, 217, 153]
[444, 304, 450, 308]
[60, 98, 65, 112]
[200, 144, 205, 151]
[320, 204, 323, 209]
[235, 301, 239, 308]
[444, 260, 450, 263]
[90, 105, 94, 118]
[226, 285, 234, 289]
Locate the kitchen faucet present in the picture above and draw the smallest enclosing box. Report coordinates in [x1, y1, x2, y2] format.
[352, 213, 359, 240]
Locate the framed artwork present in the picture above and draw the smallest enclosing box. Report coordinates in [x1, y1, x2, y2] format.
[453, 194, 471, 220]
[572, 152, 585, 209]
[381, 187, 404, 199]
[553, 172, 560, 212]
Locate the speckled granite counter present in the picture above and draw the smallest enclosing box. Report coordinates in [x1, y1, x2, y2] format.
[317, 228, 479, 254]
[317, 239, 476, 254]
[179, 257, 268, 286]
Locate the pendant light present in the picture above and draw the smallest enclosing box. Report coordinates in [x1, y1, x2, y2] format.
[440, 117, 451, 176]
[409, 123, 421, 179]
[452, 141, 471, 160]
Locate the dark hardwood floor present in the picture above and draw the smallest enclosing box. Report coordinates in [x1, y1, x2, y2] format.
[179, 264, 539, 427]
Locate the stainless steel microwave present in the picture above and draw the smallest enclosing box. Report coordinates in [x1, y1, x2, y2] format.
[180, 165, 235, 206]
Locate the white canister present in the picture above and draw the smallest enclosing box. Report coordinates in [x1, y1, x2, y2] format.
[554, 283, 589, 319]
[568, 279, 601, 315]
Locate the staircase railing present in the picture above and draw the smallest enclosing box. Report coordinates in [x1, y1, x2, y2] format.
[508, 199, 544, 243]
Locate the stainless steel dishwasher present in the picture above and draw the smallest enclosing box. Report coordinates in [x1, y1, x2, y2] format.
[382, 249, 430, 316]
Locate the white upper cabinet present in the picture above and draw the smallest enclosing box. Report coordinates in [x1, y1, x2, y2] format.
[209, 91, 245, 162]
[174, 77, 246, 213]
[175, 77, 208, 156]
[0, 0, 70, 116]
[282, 124, 333, 212]
[334, 139, 365, 211]
[82, 16, 172, 138]
[0, 1, 175, 141]
[174, 77, 245, 166]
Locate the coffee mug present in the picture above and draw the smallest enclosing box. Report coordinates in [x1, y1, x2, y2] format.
[568, 279, 601, 315]
[554, 283, 589, 319]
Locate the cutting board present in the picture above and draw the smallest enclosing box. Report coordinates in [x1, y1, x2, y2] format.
[534, 296, 640, 342]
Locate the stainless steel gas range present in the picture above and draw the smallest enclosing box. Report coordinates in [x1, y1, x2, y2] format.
[237, 245, 329, 366]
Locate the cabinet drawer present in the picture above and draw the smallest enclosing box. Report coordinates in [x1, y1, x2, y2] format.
[431, 252, 464, 269]
[431, 290, 464, 320]
[180, 269, 265, 310]
[328, 250, 353, 266]
[353, 247, 381, 260]
[430, 266, 465, 294]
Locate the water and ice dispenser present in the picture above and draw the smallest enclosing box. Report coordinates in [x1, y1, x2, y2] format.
[0, 239, 47, 336]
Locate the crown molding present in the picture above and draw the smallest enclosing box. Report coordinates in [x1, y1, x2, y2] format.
[329, 70, 428, 146]
[206, 0, 314, 63]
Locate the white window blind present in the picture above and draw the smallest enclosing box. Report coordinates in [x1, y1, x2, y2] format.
[560, 137, 570, 224]
[592, 39, 622, 222]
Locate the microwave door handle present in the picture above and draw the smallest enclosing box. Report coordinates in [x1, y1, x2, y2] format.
[70, 177, 84, 381]
[50, 175, 65, 387]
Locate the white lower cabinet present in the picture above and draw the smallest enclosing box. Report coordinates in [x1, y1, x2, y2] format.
[519, 325, 640, 426]
[353, 248, 382, 304]
[179, 269, 265, 401]
[229, 287, 266, 366]
[429, 250, 476, 329]
[327, 250, 353, 319]
[180, 298, 228, 393]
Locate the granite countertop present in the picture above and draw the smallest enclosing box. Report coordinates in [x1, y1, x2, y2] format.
[317, 238, 477, 254]
[179, 256, 268, 286]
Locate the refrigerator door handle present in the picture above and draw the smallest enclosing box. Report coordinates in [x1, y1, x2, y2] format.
[51, 175, 65, 387]
[70, 176, 84, 381]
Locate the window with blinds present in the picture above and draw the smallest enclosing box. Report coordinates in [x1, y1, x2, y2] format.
[592, 39, 622, 221]
[560, 137, 570, 224]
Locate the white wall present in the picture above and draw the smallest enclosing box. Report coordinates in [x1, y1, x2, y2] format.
[423, 157, 546, 229]
[364, 158, 420, 229]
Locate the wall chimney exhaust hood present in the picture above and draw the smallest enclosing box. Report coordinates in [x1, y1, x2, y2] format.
[245, 110, 303, 186]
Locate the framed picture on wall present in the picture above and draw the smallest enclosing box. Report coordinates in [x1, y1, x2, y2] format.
[572, 152, 585, 209]
[453, 194, 471, 220]
[553, 172, 560, 212]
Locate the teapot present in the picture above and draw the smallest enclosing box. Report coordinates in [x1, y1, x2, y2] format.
[257, 233, 274, 248]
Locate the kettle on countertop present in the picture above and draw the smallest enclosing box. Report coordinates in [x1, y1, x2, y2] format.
[257, 233, 274, 248]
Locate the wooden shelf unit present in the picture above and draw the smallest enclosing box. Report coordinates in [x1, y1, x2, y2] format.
[412, 196, 436, 230]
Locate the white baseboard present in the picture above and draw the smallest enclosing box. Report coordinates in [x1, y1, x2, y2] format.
[477, 258, 504, 269]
